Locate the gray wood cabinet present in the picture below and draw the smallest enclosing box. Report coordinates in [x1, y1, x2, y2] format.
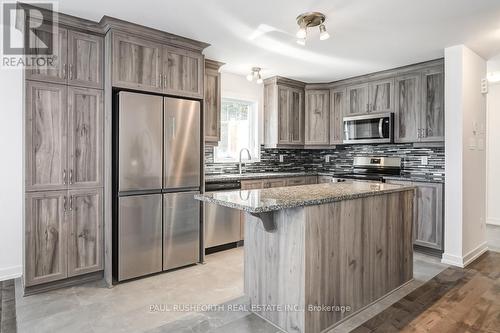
[163, 47, 204, 98]
[369, 78, 394, 112]
[68, 31, 104, 89]
[112, 33, 162, 92]
[241, 176, 318, 190]
[68, 87, 103, 188]
[386, 180, 443, 251]
[264, 77, 305, 147]
[25, 191, 68, 286]
[395, 73, 421, 143]
[241, 180, 264, 190]
[420, 67, 445, 142]
[330, 88, 345, 144]
[346, 83, 369, 115]
[26, 81, 68, 191]
[204, 59, 224, 144]
[25, 26, 68, 84]
[68, 188, 103, 277]
[305, 90, 330, 145]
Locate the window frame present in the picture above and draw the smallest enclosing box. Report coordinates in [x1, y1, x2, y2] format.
[213, 97, 261, 164]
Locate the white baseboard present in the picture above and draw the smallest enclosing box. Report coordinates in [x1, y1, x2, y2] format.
[0, 265, 22, 282]
[487, 218, 500, 226]
[441, 242, 489, 268]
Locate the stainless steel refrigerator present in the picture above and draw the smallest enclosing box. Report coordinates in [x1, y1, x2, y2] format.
[115, 91, 201, 281]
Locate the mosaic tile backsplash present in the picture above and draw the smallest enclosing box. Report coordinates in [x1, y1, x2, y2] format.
[204, 144, 445, 181]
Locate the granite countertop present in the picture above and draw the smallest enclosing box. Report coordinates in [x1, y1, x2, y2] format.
[195, 182, 416, 213]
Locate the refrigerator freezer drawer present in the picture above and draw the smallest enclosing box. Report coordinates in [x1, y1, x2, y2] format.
[204, 202, 241, 248]
[164, 98, 200, 189]
[163, 191, 200, 270]
[118, 194, 162, 281]
[118, 92, 163, 192]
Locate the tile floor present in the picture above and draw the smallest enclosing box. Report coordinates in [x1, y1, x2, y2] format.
[14, 248, 448, 333]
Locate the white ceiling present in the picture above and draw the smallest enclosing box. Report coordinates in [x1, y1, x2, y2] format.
[59, 0, 500, 82]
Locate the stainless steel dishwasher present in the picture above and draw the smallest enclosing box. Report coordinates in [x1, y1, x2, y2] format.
[204, 181, 242, 249]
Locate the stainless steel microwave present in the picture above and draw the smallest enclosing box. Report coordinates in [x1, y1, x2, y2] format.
[343, 112, 394, 144]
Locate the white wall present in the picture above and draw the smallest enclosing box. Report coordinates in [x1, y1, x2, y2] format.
[0, 62, 23, 280]
[442, 45, 487, 267]
[220, 71, 264, 144]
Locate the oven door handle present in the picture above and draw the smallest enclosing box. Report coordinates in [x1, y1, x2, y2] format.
[378, 118, 384, 138]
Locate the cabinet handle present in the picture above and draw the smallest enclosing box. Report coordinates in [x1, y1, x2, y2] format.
[417, 129, 421, 138]
[62, 64, 67, 79]
[426, 128, 432, 137]
[63, 169, 67, 184]
[69, 196, 73, 211]
[69, 169, 73, 185]
[69, 64, 73, 80]
[63, 196, 67, 212]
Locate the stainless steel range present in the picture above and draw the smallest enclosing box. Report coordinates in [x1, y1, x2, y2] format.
[335, 156, 402, 182]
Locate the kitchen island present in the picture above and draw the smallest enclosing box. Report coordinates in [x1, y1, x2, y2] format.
[195, 182, 415, 333]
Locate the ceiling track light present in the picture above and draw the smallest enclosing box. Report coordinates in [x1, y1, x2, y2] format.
[247, 67, 263, 84]
[295, 12, 330, 45]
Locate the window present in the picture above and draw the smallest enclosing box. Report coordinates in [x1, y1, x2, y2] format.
[214, 98, 260, 163]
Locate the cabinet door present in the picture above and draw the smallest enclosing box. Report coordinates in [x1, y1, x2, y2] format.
[25, 191, 68, 286]
[26, 81, 68, 191]
[67, 189, 103, 277]
[415, 182, 443, 250]
[112, 33, 162, 92]
[305, 90, 330, 145]
[204, 67, 221, 143]
[369, 79, 394, 112]
[241, 180, 263, 190]
[346, 83, 369, 115]
[394, 74, 421, 143]
[25, 26, 68, 84]
[421, 67, 444, 142]
[67, 31, 103, 89]
[277, 86, 290, 144]
[68, 87, 103, 189]
[330, 88, 345, 144]
[163, 47, 204, 98]
[289, 88, 304, 144]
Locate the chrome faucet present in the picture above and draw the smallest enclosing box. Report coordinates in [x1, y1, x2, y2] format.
[239, 148, 252, 174]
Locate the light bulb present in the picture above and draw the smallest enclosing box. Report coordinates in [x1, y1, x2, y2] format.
[319, 24, 330, 41]
[246, 73, 253, 81]
[296, 38, 306, 46]
[296, 26, 307, 39]
[256, 74, 263, 84]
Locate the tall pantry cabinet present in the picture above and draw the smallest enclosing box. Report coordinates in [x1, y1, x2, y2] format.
[24, 11, 105, 290]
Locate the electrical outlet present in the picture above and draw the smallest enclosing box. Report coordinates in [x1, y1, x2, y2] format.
[421, 156, 428, 166]
[279, 154, 284, 163]
[325, 155, 330, 163]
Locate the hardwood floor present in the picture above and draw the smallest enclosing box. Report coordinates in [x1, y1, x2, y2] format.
[352, 251, 500, 333]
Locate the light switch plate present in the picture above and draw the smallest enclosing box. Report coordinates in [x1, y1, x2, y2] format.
[421, 156, 428, 166]
[279, 155, 284, 163]
[325, 155, 330, 163]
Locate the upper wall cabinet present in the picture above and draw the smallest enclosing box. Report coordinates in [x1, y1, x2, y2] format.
[26, 27, 103, 89]
[111, 32, 205, 98]
[305, 90, 330, 145]
[330, 88, 345, 145]
[345, 83, 369, 115]
[112, 33, 163, 93]
[204, 60, 224, 145]
[345, 79, 394, 115]
[394, 65, 444, 143]
[264, 77, 305, 147]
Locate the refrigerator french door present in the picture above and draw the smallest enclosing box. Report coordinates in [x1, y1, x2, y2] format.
[115, 92, 201, 282]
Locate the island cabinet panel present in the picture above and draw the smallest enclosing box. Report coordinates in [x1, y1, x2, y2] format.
[421, 67, 445, 142]
[163, 46, 204, 98]
[25, 191, 68, 287]
[369, 78, 394, 113]
[394, 73, 421, 143]
[330, 88, 345, 144]
[26, 81, 68, 191]
[67, 31, 104, 89]
[67, 87, 103, 188]
[346, 83, 369, 115]
[68, 189, 103, 277]
[25, 26, 68, 84]
[305, 90, 330, 145]
[112, 33, 162, 92]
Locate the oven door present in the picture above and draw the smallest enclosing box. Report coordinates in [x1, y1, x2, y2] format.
[343, 113, 393, 144]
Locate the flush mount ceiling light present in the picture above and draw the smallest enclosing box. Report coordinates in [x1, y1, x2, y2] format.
[295, 12, 330, 45]
[247, 67, 263, 84]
